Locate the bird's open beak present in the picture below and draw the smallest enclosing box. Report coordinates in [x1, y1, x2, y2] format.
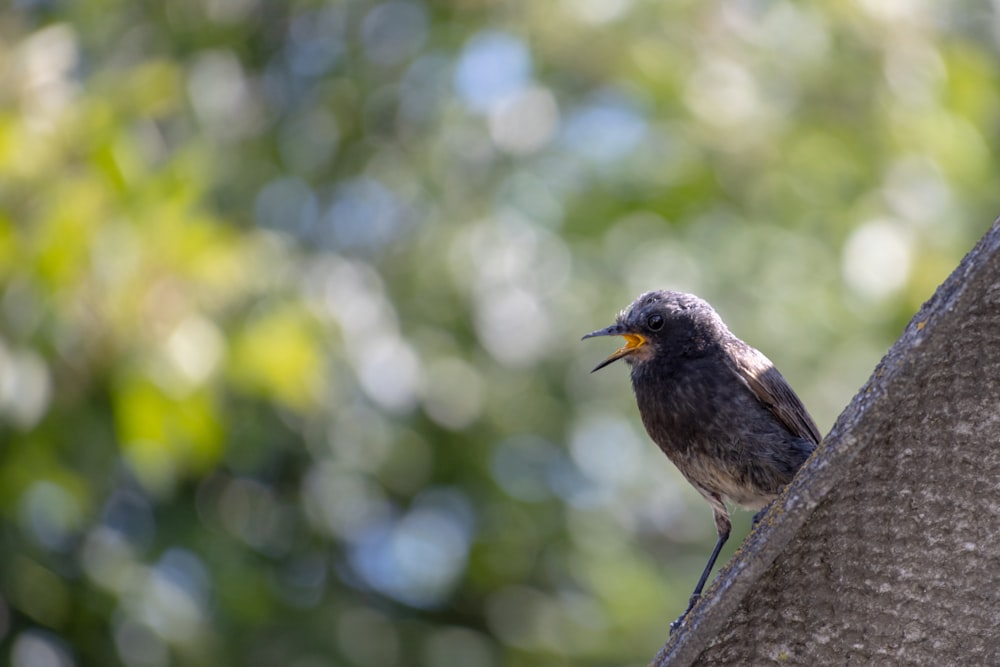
[581, 324, 648, 372]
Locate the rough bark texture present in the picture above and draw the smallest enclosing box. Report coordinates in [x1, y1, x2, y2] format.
[651, 219, 1000, 666]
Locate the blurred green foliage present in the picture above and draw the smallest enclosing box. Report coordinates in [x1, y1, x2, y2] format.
[0, 1, 997, 665]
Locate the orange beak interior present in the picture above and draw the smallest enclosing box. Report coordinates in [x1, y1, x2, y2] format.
[591, 333, 647, 372]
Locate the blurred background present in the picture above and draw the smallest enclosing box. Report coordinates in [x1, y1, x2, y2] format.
[0, 0, 997, 665]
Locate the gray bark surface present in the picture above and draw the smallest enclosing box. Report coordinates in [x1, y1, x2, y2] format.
[652, 219, 1000, 666]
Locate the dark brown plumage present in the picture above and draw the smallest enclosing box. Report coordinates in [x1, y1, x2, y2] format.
[583, 290, 820, 631]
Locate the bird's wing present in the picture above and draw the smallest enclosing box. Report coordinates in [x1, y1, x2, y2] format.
[725, 340, 822, 444]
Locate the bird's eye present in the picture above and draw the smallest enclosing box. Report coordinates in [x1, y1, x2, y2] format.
[647, 314, 664, 331]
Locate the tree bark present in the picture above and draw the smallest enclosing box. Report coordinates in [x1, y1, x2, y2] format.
[652, 218, 1000, 666]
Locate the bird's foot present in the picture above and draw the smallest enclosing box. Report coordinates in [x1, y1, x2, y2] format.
[669, 614, 686, 634]
[669, 594, 700, 634]
[751, 502, 774, 527]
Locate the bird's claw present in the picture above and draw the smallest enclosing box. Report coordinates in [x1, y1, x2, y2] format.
[751, 503, 773, 527]
[669, 594, 700, 634]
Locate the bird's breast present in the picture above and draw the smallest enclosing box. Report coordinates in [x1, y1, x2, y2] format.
[629, 355, 741, 448]
[627, 354, 806, 506]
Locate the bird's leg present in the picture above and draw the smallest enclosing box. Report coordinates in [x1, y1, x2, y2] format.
[670, 499, 731, 633]
[671, 532, 728, 631]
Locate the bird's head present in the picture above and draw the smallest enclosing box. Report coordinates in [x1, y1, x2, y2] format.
[582, 290, 721, 372]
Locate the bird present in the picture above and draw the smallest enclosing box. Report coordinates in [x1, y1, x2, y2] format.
[582, 290, 820, 632]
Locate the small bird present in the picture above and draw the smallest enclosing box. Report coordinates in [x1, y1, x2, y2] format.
[583, 290, 820, 631]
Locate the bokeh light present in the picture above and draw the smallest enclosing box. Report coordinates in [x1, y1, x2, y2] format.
[0, 1, 997, 665]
